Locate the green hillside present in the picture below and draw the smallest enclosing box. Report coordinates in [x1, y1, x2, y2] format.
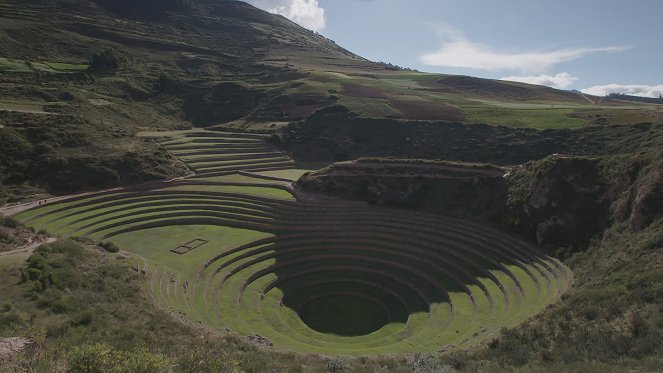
[0, 0, 661, 372]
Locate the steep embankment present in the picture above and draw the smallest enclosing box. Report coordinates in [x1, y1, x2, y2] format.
[297, 153, 663, 251]
[276, 106, 663, 165]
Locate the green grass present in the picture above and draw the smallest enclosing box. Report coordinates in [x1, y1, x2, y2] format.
[193, 174, 288, 183]
[157, 185, 295, 200]
[109, 225, 272, 275]
[0, 240, 374, 372]
[338, 96, 402, 118]
[42, 62, 88, 72]
[254, 169, 313, 180]
[0, 58, 87, 73]
[299, 296, 388, 336]
[464, 107, 585, 129]
[466, 98, 590, 109]
[184, 213, 570, 354]
[0, 1, 659, 368]
[190, 156, 289, 167]
[0, 100, 49, 114]
[8, 128, 571, 356]
[0, 57, 30, 72]
[179, 152, 281, 160]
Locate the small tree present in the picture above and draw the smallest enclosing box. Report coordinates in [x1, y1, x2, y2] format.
[88, 49, 126, 71]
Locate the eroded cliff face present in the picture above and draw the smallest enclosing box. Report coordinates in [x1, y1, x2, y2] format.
[297, 153, 662, 253]
[623, 162, 663, 231]
[508, 157, 612, 249]
[507, 154, 662, 250]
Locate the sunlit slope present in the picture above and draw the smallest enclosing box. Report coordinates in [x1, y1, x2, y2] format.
[1, 0, 660, 131]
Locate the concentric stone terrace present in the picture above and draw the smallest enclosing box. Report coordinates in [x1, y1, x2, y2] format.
[14, 129, 572, 355]
[199, 204, 571, 354]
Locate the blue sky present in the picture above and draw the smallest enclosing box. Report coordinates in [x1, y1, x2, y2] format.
[246, 0, 663, 97]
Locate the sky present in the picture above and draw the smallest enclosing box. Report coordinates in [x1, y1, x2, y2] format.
[245, 0, 663, 98]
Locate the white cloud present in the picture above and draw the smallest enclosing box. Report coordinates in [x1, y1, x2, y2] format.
[247, 0, 326, 32]
[501, 72, 578, 89]
[581, 84, 663, 98]
[421, 25, 625, 73]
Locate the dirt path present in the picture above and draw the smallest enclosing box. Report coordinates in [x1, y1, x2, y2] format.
[0, 237, 56, 257]
[579, 93, 596, 105]
[0, 174, 194, 218]
[0, 187, 124, 217]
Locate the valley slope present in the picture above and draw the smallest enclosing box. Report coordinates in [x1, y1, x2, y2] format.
[0, 0, 661, 372]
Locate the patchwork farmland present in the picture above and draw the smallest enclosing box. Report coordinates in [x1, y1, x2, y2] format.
[13, 130, 572, 355]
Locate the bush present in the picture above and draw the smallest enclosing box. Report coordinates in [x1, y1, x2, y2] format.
[88, 49, 127, 71]
[67, 343, 171, 373]
[26, 240, 90, 293]
[326, 358, 349, 372]
[0, 226, 15, 244]
[0, 216, 20, 228]
[67, 343, 114, 373]
[408, 353, 455, 373]
[99, 241, 120, 253]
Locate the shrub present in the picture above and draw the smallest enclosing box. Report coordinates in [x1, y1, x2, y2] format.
[26, 268, 42, 281]
[408, 353, 455, 373]
[67, 343, 114, 373]
[0, 226, 15, 244]
[88, 49, 126, 71]
[26, 240, 91, 293]
[99, 241, 120, 253]
[156, 73, 176, 93]
[67, 343, 171, 373]
[326, 358, 349, 372]
[120, 347, 171, 373]
[0, 216, 19, 228]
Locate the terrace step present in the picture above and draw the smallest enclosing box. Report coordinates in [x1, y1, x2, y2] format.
[15, 129, 572, 354]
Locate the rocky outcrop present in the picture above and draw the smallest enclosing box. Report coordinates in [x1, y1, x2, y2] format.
[626, 162, 663, 231]
[297, 153, 662, 252]
[508, 157, 612, 249]
[297, 159, 509, 221]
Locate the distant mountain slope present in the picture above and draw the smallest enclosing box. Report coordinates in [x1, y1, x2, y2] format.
[1, 0, 659, 128]
[0, 0, 661, 201]
[0, 0, 364, 69]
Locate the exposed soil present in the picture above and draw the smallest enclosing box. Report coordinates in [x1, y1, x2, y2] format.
[247, 334, 273, 347]
[0, 237, 56, 257]
[0, 337, 40, 365]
